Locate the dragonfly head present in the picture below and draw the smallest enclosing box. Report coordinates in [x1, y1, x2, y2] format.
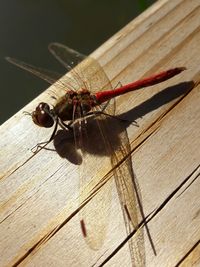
[32, 102, 54, 128]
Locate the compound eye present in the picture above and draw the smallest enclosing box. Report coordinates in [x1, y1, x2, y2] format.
[32, 103, 54, 128]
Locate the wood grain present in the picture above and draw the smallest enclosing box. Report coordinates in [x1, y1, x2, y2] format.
[0, 0, 200, 266]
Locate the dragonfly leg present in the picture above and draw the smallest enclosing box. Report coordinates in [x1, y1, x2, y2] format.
[31, 118, 59, 153]
[113, 81, 123, 88]
[31, 141, 55, 153]
[59, 120, 73, 130]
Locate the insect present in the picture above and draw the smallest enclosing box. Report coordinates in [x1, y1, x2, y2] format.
[7, 43, 185, 264]
[7, 50, 185, 144]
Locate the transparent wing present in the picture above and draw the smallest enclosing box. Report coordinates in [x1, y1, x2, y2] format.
[111, 129, 145, 266]
[6, 44, 87, 92]
[6, 43, 111, 94]
[48, 43, 87, 91]
[6, 57, 80, 92]
[6, 57, 62, 84]
[71, 56, 145, 264]
[71, 57, 114, 249]
[48, 42, 86, 71]
[73, 114, 114, 250]
[48, 42, 114, 99]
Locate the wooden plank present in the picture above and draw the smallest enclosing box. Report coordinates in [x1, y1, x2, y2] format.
[0, 0, 200, 266]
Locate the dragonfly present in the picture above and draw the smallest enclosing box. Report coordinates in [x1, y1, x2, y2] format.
[7, 43, 185, 265]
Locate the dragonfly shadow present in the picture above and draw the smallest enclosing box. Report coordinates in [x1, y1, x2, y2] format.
[119, 81, 194, 123]
[53, 81, 194, 164]
[53, 115, 126, 164]
[53, 129, 82, 165]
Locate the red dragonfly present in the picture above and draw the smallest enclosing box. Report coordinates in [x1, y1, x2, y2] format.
[7, 51, 184, 141]
[7, 43, 185, 264]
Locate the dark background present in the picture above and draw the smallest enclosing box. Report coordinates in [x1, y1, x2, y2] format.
[0, 0, 155, 124]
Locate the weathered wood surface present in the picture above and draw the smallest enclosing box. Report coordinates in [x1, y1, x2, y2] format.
[1, 0, 200, 266]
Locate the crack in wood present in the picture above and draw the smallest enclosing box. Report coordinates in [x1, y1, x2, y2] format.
[174, 239, 200, 267]
[98, 163, 200, 266]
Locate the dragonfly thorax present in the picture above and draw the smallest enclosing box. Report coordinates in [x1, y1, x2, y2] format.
[54, 89, 97, 121]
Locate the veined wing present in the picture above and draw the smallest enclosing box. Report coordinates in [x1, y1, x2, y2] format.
[71, 56, 115, 250]
[111, 128, 145, 266]
[48, 43, 89, 93]
[70, 55, 145, 264]
[6, 57, 62, 84]
[48, 42, 111, 95]
[6, 43, 112, 94]
[85, 113, 145, 264]
[48, 42, 86, 71]
[6, 45, 87, 92]
[73, 111, 114, 250]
